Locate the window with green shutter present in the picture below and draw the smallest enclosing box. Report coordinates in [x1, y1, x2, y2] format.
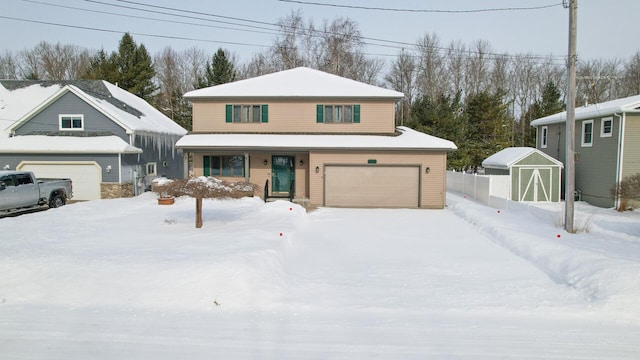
[261, 104, 268, 123]
[353, 104, 360, 123]
[203, 156, 210, 176]
[225, 105, 232, 123]
[316, 104, 324, 123]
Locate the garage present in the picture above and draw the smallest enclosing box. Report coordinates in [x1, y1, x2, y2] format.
[324, 165, 420, 207]
[17, 161, 102, 201]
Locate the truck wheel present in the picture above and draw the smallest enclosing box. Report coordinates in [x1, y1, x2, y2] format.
[49, 194, 66, 208]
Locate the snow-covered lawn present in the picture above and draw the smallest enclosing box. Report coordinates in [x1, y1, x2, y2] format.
[1, 192, 639, 359]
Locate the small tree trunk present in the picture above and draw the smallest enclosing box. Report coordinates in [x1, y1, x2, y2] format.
[195, 197, 203, 228]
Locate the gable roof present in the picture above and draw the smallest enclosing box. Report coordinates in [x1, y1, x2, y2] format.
[176, 126, 457, 152]
[530, 94, 640, 126]
[482, 147, 563, 170]
[184, 67, 404, 99]
[0, 80, 186, 138]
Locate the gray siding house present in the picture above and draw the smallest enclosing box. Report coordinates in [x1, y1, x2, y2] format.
[530, 95, 640, 208]
[0, 80, 187, 200]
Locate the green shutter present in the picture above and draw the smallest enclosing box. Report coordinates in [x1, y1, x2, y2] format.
[225, 104, 232, 123]
[316, 104, 324, 123]
[353, 104, 360, 123]
[203, 156, 210, 176]
[261, 104, 268, 123]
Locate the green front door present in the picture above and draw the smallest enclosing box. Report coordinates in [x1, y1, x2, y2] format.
[272, 155, 295, 193]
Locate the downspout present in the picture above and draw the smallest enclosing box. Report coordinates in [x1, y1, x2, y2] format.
[614, 112, 624, 209]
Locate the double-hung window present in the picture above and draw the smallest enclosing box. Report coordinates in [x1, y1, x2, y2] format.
[203, 155, 245, 177]
[600, 117, 613, 138]
[581, 120, 594, 147]
[541, 126, 548, 148]
[59, 114, 83, 130]
[226, 104, 268, 123]
[316, 104, 360, 124]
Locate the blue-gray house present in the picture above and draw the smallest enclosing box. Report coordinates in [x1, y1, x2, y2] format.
[0, 80, 187, 200]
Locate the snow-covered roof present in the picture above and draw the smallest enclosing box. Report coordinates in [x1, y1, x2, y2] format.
[0, 135, 142, 154]
[184, 67, 404, 99]
[482, 147, 563, 170]
[176, 126, 457, 151]
[530, 94, 640, 126]
[0, 80, 187, 138]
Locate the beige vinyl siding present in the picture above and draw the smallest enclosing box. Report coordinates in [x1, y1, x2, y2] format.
[192, 152, 308, 200]
[192, 98, 396, 134]
[308, 150, 447, 208]
[622, 114, 640, 178]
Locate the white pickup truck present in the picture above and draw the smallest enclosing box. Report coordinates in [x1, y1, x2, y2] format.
[0, 171, 73, 214]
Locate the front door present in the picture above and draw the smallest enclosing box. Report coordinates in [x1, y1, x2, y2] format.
[272, 155, 295, 193]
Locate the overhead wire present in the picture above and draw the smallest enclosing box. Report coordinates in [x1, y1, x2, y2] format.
[8, 0, 567, 64]
[276, 0, 564, 13]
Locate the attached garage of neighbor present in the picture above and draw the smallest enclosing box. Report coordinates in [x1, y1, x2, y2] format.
[17, 161, 102, 201]
[482, 147, 563, 202]
[324, 165, 420, 207]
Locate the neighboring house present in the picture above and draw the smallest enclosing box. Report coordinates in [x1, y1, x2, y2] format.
[0, 80, 187, 201]
[530, 94, 640, 208]
[482, 147, 563, 202]
[176, 67, 457, 208]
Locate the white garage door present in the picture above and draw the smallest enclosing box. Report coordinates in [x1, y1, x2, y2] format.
[18, 162, 102, 201]
[324, 165, 420, 207]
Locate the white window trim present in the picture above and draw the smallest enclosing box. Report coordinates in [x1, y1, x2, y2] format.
[59, 114, 84, 131]
[581, 119, 594, 147]
[146, 162, 157, 176]
[541, 126, 548, 148]
[600, 117, 613, 138]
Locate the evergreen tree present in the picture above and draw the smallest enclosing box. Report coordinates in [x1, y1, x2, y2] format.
[197, 48, 236, 88]
[465, 90, 512, 171]
[520, 81, 564, 146]
[83, 33, 156, 101]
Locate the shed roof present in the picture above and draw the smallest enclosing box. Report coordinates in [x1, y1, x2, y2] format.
[482, 147, 563, 170]
[176, 126, 457, 152]
[530, 94, 640, 126]
[184, 67, 404, 99]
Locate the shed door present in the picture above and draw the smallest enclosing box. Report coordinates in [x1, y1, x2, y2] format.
[519, 168, 551, 202]
[18, 162, 102, 201]
[324, 165, 420, 207]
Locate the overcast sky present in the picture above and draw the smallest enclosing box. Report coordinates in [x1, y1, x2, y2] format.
[2, 0, 638, 67]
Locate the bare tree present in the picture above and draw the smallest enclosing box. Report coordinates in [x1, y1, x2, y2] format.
[576, 58, 624, 105]
[385, 50, 417, 125]
[622, 51, 640, 96]
[446, 40, 466, 98]
[16, 41, 92, 80]
[415, 32, 446, 100]
[465, 40, 491, 96]
[0, 51, 18, 79]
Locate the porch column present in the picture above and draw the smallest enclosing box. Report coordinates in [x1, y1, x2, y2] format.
[244, 152, 250, 182]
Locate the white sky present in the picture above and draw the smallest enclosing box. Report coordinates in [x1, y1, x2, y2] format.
[1, 0, 639, 68]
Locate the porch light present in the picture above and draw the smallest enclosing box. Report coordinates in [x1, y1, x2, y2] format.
[315, 166, 320, 173]
[3, 164, 9, 170]
[106, 165, 112, 173]
[264, 159, 268, 166]
[425, 167, 430, 174]
[299, 159, 304, 166]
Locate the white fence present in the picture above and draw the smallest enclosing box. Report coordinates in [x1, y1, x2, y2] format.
[446, 170, 511, 207]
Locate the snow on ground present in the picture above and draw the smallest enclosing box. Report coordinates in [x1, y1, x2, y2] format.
[0, 193, 639, 359]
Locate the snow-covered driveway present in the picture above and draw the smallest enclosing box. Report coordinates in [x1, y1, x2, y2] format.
[0, 193, 638, 359]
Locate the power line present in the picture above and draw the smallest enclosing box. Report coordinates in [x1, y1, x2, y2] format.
[276, 0, 563, 13]
[0, 15, 270, 49]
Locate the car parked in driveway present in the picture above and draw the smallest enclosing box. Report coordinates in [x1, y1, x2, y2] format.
[0, 170, 72, 214]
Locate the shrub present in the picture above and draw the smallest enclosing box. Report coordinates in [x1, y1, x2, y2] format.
[610, 173, 640, 211]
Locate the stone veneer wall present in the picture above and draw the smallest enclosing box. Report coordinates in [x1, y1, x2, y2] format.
[101, 183, 134, 199]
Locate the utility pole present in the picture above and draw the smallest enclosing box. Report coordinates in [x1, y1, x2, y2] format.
[565, 0, 577, 233]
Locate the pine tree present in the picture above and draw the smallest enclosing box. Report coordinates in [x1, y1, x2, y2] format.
[83, 33, 156, 101]
[197, 48, 236, 88]
[521, 81, 564, 146]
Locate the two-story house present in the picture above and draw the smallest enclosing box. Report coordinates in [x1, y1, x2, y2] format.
[176, 67, 457, 208]
[0, 80, 187, 200]
[530, 94, 640, 208]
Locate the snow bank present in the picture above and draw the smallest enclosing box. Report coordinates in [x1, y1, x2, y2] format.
[447, 193, 640, 323]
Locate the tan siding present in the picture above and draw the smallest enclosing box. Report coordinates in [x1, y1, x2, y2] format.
[191, 99, 396, 134]
[309, 151, 447, 208]
[623, 114, 640, 178]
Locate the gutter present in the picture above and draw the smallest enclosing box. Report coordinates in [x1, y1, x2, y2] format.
[614, 112, 625, 209]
